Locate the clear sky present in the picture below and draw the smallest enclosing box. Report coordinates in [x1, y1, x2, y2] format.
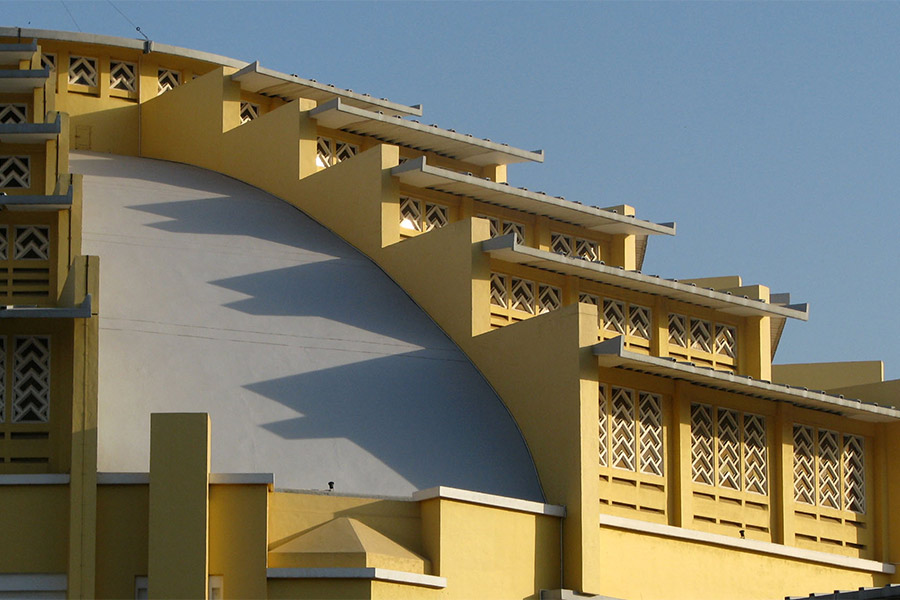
[5, 1, 899, 381]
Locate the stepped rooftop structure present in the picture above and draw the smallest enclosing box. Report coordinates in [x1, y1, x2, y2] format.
[1, 27, 899, 600]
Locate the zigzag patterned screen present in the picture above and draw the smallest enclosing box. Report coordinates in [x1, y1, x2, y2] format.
[638, 392, 663, 476]
[109, 61, 137, 92]
[610, 387, 636, 471]
[598, 384, 608, 467]
[68, 56, 97, 86]
[14, 226, 50, 260]
[41, 53, 56, 72]
[240, 102, 260, 124]
[0, 337, 5, 423]
[793, 425, 865, 513]
[157, 68, 181, 95]
[692, 403, 767, 494]
[0, 104, 27, 124]
[0, 156, 30, 189]
[12, 336, 51, 423]
[0, 226, 8, 261]
[690, 403, 714, 485]
[604, 387, 665, 477]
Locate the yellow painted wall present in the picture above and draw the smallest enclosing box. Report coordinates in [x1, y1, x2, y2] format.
[208, 484, 269, 599]
[267, 579, 372, 599]
[95, 485, 149, 599]
[0, 485, 69, 571]
[773, 361, 885, 391]
[596, 525, 887, 600]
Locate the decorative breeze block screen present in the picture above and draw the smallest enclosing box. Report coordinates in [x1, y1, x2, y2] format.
[12, 336, 51, 423]
[316, 137, 358, 168]
[691, 403, 768, 494]
[792, 424, 865, 513]
[14, 226, 50, 260]
[0, 104, 27, 124]
[157, 68, 181, 94]
[490, 273, 561, 316]
[68, 56, 98, 87]
[41, 53, 56, 72]
[109, 61, 137, 92]
[0, 156, 30, 189]
[604, 386, 664, 476]
[240, 102, 260, 124]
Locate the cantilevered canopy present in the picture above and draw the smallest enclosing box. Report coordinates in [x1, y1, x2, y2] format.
[232, 62, 422, 118]
[0, 186, 72, 211]
[0, 114, 60, 144]
[0, 41, 38, 63]
[310, 98, 544, 166]
[594, 337, 899, 422]
[0, 68, 49, 93]
[482, 234, 809, 320]
[0, 295, 91, 319]
[394, 157, 675, 235]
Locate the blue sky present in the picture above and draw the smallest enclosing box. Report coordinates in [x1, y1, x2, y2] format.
[5, 1, 899, 381]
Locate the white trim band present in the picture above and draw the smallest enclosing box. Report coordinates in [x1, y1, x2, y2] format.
[412, 486, 566, 517]
[0, 474, 69, 486]
[209, 472, 274, 485]
[266, 568, 446, 589]
[598, 513, 895, 575]
[0, 574, 66, 592]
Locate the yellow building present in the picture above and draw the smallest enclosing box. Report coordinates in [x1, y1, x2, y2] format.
[0, 27, 898, 600]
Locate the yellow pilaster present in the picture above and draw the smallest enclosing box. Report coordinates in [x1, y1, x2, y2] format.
[535, 216, 551, 251]
[482, 164, 507, 183]
[742, 316, 772, 381]
[774, 403, 795, 546]
[671, 382, 692, 528]
[148, 413, 211, 600]
[610, 234, 636, 270]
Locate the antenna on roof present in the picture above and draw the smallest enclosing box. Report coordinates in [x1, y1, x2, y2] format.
[136, 27, 153, 54]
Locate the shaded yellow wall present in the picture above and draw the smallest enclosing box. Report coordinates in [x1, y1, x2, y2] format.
[773, 361, 885, 391]
[268, 579, 372, 600]
[209, 484, 269, 599]
[95, 485, 149, 599]
[0, 485, 69, 571]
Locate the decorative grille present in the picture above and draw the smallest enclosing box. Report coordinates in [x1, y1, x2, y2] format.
[335, 141, 359, 162]
[481, 215, 500, 238]
[602, 299, 626, 334]
[818, 429, 841, 509]
[793, 425, 815, 505]
[0, 156, 30, 189]
[424, 203, 448, 231]
[668, 314, 687, 347]
[576, 238, 599, 261]
[41, 53, 56, 72]
[502, 221, 524, 244]
[316, 137, 333, 168]
[12, 336, 50, 423]
[0, 337, 5, 423]
[610, 387, 636, 471]
[551, 233, 572, 256]
[14, 226, 50, 260]
[68, 56, 97, 86]
[715, 325, 737, 358]
[490, 273, 508, 308]
[690, 319, 712, 352]
[240, 101, 260, 124]
[0, 227, 7, 260]
[157, 68, 181, 94]
[538, 285, 561, 314]
[109, 60, 136, 92]
[690, 403, 714, 485]
[628, 305, 651, 340]
[0, 104, 27, 124]
[843, 435, 865, 513]
[744, 414, 767, 495]
[598, 384, 608, 467]
[399, 197, 421, 232]
[510, 278, 535, 314]
[716, 408, 741, 490]
[579, 293, 598, 306]
[638, 392, 663, 476]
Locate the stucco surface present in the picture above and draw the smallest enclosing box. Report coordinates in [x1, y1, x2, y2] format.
[73, 152, 542, 501]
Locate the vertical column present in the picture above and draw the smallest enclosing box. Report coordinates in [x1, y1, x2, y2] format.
[609, 234, 636, 270]
[741, 315, 772, 382]
[670, 382, 692, 527]
[148, 413, 210, 600]
[774, 403, 795, 546]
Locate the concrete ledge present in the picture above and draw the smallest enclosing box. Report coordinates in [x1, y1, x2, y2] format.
[97, 472, 149, 485]
[0, 474, 69, 485]
[209, 472, 274, 485]
[266, 567, 447, 589]
[0, 573, 66, 591]
[599, 513, 895, 575]
[412, 486, 566, 517]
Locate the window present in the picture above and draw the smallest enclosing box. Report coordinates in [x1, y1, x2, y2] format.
[316, 136, 358, 168]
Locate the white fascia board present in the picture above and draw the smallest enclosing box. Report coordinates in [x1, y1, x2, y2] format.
[266, 567, 447, 589]
[0, 113, 61, 144]
[0, 68, 50, 93]
[0, 295, 91, 319]
[0, 28, 247, 68]
[593, 336, 900, 422]
[0, 40, 38, 62]
[0, 474, 69, 485]
[0, 184, 73, 211]
[599, 512, 895, 575]
[393, 157, 675, 236]
[412, 486, 566, 517]
[483, 235, 809, 321]
[310, 98, 544, 166]
[0, 574, 67, 592]
[209, 472, 274, 485]
[232, 62, 421, 117]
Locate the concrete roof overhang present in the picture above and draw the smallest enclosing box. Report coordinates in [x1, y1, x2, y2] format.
[0, 295, 91, 319]
[232, 62, 422, 118]
[0, 113, 61, 143]
[0, 68, 49, 93]
[394, 157, 675, 235]
[0, 40, 38, 63]
[310, 98, 544, 166]
[483, 235, 809, 320]
[594, 336, 900, 422]
[0, 185, 72, 211]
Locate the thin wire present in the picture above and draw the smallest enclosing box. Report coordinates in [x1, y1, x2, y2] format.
[106, 0, 140, 31]
[60, 0, 82, 32]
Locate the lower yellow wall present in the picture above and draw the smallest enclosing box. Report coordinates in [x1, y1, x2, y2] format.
[209, 484, 269, 600]
[596, 526, 887, 600]
[0, 485, 69, 572]
[94, 485, 149, 599]
[268, 579, 373, 600]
